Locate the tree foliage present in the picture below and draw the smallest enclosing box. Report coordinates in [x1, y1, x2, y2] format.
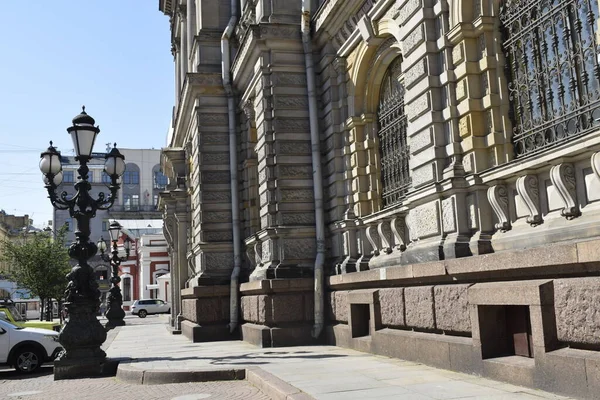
[0, 226, 71, 317]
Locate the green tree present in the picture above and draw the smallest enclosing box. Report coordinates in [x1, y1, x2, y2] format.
[0, 226, 71, 321]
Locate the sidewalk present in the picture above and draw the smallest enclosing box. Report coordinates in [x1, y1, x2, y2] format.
[105, 319, 572, 400]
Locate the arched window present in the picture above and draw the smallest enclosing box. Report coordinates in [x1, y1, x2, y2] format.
[378, 56, 410, 208]
[501, 0, 600, 157]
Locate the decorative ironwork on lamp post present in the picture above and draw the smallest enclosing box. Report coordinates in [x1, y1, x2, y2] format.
[39, 107, 125, 379]
[97, 221, 131, 329]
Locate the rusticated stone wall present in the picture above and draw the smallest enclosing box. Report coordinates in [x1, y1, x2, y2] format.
[241, 293, 314, 325]
[328, 283, 472, 335]
[554, 277, 600, 349]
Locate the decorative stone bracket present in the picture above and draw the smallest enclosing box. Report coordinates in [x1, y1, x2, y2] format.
[516, 175, 543, 226]
[549, 163, 580, 220]
[363, 217, 408, 258]
[487, 184, 511, 232]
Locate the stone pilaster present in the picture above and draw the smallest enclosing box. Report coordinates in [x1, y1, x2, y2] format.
[240, 24, 317, 281]
[184, 74, 233, 285]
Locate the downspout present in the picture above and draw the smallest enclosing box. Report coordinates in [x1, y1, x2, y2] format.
[222, 0, 241, 334]
[301, 0, 326, 339]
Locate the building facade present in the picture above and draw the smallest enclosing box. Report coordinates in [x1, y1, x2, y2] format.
[158, 0, 600, 397]
[0, 211, 34, 298]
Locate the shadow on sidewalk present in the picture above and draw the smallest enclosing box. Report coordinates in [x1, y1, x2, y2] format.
[0, 365, 53, 380]
[128, 350, 349, 366]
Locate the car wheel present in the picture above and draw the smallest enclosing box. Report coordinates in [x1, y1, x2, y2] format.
[14, 347, 42, 373]
[138, 310, 147, 318]
[166, 308, 170, 314]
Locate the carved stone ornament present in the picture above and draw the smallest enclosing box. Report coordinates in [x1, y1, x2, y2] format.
[516, 175, 543, 226]
[591, 151, 600, 180]
[390, 217, 407, 251]
[377, 221, 393, 254]
[550, 163, 580, 220]
[365, 224, 381, 256]
[487, 184, 511, 232]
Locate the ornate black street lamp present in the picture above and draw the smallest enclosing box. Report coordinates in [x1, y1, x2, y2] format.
[97, 221, 131, 329]
[39, 107, 125, 379]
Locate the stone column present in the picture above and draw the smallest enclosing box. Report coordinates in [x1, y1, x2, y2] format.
[160, 194, 178, 329]
[186, 0, 196, 72]
[173, 193, 189, 330]
[179, 7, 188, 79]
[173, 43, 180, 106]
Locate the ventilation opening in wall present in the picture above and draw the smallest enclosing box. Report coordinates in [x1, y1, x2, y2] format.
[350, 304, 370, 338]
[479, 305, 534, 359]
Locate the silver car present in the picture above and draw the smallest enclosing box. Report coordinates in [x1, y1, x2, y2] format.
[130, 299, 170, 318]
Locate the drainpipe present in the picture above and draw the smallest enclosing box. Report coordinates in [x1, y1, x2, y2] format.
[222, 0, 241, 334]
[301, 0, 326, 339]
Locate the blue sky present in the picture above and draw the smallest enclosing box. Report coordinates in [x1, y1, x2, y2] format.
[0, 2, 173, 227]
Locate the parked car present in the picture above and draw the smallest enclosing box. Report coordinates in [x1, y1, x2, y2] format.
[0, 318, 62, 373]
[130, 299, 170, 318]
[0, 300, 61, 332]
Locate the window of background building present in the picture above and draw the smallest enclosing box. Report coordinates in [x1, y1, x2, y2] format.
[123, 170, 139, 185]
[102, 171, 111, 184]
[102, 220, 109, 231]
[500, 0, 600, 157]
[88, 170, 94, 183]
[63, 171, 75, 183]
[123, 194, 140, 211]
[154, 171, 168, 189]
[64, 218, 73, 232]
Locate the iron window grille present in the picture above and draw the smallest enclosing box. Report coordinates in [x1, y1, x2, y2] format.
[378, 57, 411, 208]
[501, 0, 600, 158]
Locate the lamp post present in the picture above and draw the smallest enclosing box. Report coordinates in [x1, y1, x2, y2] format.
[39, 107, 125, 379]
[97, 221, 131, 329]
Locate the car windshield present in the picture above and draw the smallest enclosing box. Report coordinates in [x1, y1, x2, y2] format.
[0, 318, 23, 330]
[4, 305, 25, 321]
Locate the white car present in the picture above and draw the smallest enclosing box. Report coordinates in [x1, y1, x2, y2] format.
[0, 318, 62, 373]
[130, 299, 170, 318]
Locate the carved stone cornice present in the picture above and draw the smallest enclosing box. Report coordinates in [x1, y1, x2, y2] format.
[516, 175, 543, 226]
[171, 73, 224, 147]
[161, 147, 187, 190]
[487, 184, 511, 232]
[550, 163, 580, 220]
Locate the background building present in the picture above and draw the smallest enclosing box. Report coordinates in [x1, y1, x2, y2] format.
[0, 211, 36, 299]
[53, 147, 168, 306]
[158, 1, 600, 398]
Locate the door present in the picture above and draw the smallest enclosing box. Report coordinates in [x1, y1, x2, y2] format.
[506, 306, 534, 357]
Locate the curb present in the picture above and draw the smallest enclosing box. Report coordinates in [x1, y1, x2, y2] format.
[116, 362, 315, 400]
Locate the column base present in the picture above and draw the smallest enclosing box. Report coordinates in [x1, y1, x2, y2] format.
[181, 320, 239, 342]
[241, 322, 321, 347]
[104, 319, 126, 329]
